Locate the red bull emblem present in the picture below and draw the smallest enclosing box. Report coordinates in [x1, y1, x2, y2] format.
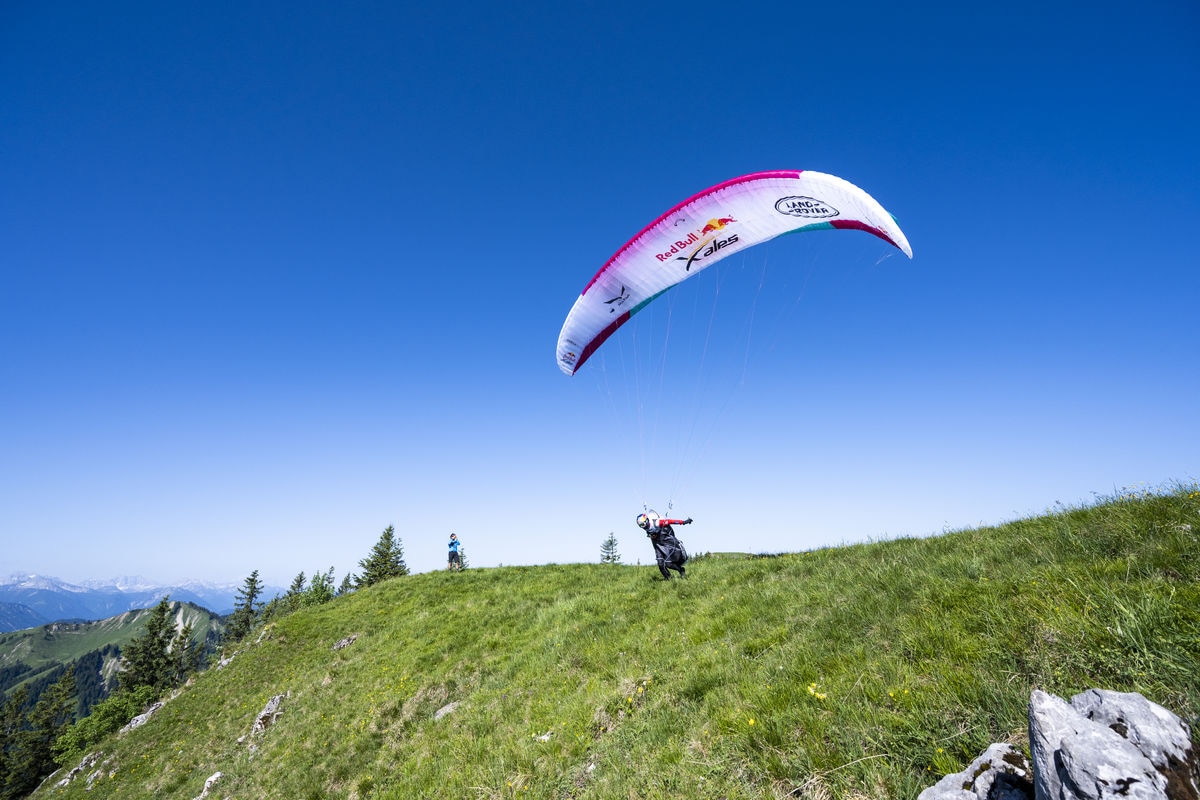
[700, 216, 735, 234]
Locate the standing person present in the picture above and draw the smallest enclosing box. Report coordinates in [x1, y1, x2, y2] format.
[636, 511, 692, 579]
[447, 533, 463, 571]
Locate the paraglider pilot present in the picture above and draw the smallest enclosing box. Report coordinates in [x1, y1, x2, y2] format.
[636, 511, 692, 580]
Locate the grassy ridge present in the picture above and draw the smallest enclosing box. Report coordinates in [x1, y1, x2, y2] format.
[37, 487, 1200, 799]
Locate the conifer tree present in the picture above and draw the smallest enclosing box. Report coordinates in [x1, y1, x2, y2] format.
[304, 568, 336, 606]
[3, 667, 75, 798]
[118, 598, 195, 694]
[0, 685, 30, 798]
[226, 569, 264, 641]
[356, 525, 409, 587]
[171, 621, 201, 684]
[265, 571, 304, 616]
[600, 532, 621, 564]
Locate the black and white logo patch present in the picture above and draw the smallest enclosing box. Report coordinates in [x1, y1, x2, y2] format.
[775, 196, 838, 219]
[604, 284, 630, 312]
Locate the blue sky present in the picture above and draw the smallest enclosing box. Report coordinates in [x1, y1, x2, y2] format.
[3, 1, 1197, 586]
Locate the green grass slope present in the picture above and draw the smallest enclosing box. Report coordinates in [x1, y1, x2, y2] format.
[37, 488, 1200, 799]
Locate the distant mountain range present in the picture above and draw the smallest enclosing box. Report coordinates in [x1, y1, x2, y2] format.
[0, 573, 285, 632]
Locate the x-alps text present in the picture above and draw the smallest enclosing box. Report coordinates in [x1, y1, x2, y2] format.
[673, 233, 740, 271]
[654, 216, 736, 263]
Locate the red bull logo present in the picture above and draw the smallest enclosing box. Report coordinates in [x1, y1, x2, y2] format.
[700, 216, 735, 234]
[655, 215, 737, 262]
[655, 232, 697, 262]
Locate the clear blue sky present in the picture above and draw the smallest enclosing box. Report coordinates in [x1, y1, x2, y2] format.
[3, 1, 1197, 586]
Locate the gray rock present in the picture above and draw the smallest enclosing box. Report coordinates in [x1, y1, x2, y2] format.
[1071, 689, 1200, 799]
[925, 689, 1196, 799]
[252, 694, 286, 734]
[1029, 690, 1082, 800]
[1056, 722, 1165, 798]
[192, 770, 223, 800]
[918, 743, 1034, 800]
[50, 752, 112, 790]
[119, 701, 164, 733]
[1028, 688, 1197, 800]
[332, 634, 359, 651]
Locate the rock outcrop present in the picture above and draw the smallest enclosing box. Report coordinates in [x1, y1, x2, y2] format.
[332, 634, 359, 651]
[434, 701, 460, 721]
[919, 743, 1034, 799]
[252, 693, 286, 734]
[192, 770, 223, 800]
[119, 702, 164, 734]
[50, 751, 116, 791]
[920, 689, 1198, 800]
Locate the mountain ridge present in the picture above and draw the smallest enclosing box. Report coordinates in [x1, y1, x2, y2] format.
[0, 573, 285, 631]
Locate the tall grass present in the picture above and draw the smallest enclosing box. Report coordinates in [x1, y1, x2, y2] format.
[36, 486, 1200, 799]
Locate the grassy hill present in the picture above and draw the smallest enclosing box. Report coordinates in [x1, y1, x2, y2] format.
[35, 487, 1200, 799]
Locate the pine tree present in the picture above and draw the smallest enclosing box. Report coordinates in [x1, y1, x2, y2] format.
[119, 598, 180, 694]
[72, 650, 108, 717]
[0, 685, 30, 798]
[226, 569, 264, 642]
[600, 532, 621, 564]
[356, 525, 409, 587]
[304, 568, 336, 606]
[170, 621, 201, 684]
[3, 667, 75, 798]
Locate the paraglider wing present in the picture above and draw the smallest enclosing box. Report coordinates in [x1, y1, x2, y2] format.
[556, 170, 912, 375]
